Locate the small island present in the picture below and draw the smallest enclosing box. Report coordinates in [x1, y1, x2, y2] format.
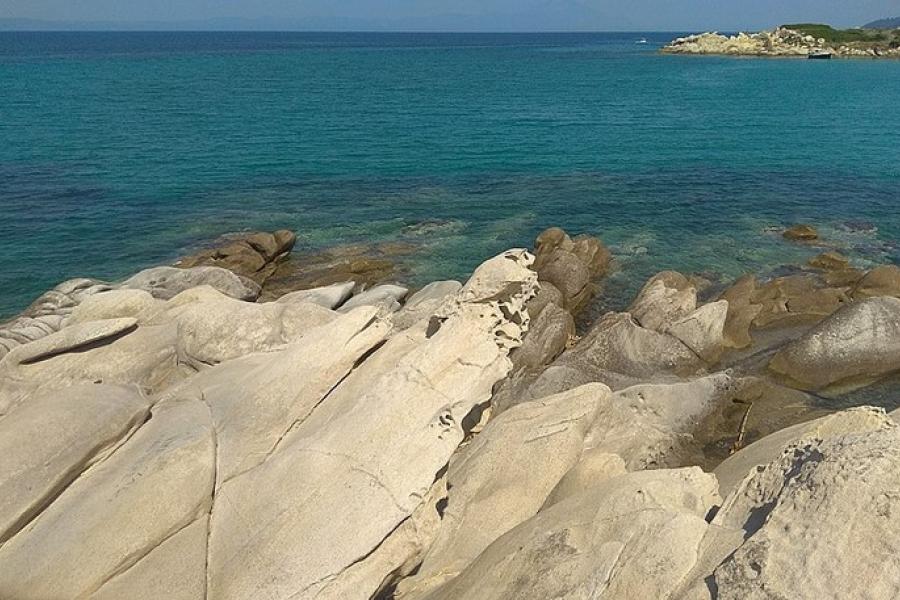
[663, 24, 900, 58]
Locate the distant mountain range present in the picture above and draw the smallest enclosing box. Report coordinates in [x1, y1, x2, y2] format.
[864, 17, 900, 29]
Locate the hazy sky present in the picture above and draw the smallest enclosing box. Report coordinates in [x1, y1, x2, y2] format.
[2, 0, 898, 31]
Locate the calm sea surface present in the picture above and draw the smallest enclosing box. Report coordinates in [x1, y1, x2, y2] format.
[1, 32, 899, 318]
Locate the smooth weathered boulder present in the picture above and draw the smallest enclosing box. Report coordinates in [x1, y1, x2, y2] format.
[0, 320, 178, 416]
[709, 424, 900, 599]
[397, 384, 609, 599]
[338, 284, 409, 313]
[563, 312, 703, 380]
[508, 301, 574, 373]
[666, 300, 728, 363]
[769, 296, 900, 390]
[205, 250, 537, 600]
[163, 306, 389, 486]
[524, 281, 565, 319]
[718, 275, 762, 348]
[418, 468, 719, 600]
[121, 265, 260, 301]
[585, 373, 737, 469]
[90, 516, 209, 600]
[67, 289, 162, 325]
[275, 281, 356, 309]
[0, 384, 150, 545]
[393, 280, 462, 330]
[0, 399, 215, 600]
[150, 285, 337, 367]
[541, 450, 626, 508]
[852, 264, 900, 299]
[629, 272, 697, 332]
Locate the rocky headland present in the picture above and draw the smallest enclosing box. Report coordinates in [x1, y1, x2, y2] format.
[663, 25, 900, 58]
[2, 224, 900, 598]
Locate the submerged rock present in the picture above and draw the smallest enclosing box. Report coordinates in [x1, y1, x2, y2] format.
[783, 223, 819, 241]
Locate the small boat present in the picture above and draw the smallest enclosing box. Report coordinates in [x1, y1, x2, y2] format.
[636, 38, 648, 45]
[808, 50, 833, 60]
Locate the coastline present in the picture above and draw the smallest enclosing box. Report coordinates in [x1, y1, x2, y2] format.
[3, 223, 900, 596]
[662, 26, 900, 58]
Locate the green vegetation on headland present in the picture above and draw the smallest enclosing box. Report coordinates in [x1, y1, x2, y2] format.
[783, 23, 900, 46]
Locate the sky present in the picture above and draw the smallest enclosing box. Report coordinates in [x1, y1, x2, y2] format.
[1, 0, 898, 31]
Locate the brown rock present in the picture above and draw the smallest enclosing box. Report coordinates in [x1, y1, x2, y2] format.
[852, 265, 900, 299]
[808, 251, 849, 271]
[782, 224, 818, 241]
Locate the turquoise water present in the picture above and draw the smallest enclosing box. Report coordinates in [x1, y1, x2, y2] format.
[1, 32, 899, 318]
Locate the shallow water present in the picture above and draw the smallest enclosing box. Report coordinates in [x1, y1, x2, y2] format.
[2, 31, 899, 318]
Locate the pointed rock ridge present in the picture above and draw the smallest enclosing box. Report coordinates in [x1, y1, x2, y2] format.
[0, 398, 216, 599]
[338, 284, 409, 314]
[769, 296, 900, 390]
[397, 384, 610, 599]
[629, 271, 697, 333]
[416, 468, 719, 600]
[665, 300, 729, 363]
[205, 249, 536, 600]
[708, 423, 900, 599]
[0, 384, 150, 545]
[561, 311, 703, 380]
[718, 274, 762, 349]
[120, 265, 260, 301]
[274, 281, 356, 309]
[532, 227, 611, 315]
[161, 305, 389, 487]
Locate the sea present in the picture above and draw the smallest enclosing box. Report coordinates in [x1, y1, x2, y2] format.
[2, 31, 899, 319]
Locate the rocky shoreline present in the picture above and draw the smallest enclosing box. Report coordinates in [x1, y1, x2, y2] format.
[663, 27, 900, 58]
[2, 225, 900, 598]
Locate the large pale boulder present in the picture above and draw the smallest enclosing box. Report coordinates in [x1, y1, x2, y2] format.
[585, 373, 737, 469]
[90, 516, 209, 600]
[393, 280, 462, 330]
[150, 285, 337, 367]
[66, 289, 162, 326]
[163, 306, 389, 486]
[709, 424, 900, 599]
[205, 250, 537, 600]
[398, 384, 609, 598]
[275, 281, 355, 309]
[769, 296, 900, 390]
[0, 399, 215, 599]
[338, 283, 409, 313]
[121, 265, 260, 301]
[713, 407, 894, 498]
[0, 384, 150, 545]
[417, 468, 719, 600]
[0, 319, 178, 416]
